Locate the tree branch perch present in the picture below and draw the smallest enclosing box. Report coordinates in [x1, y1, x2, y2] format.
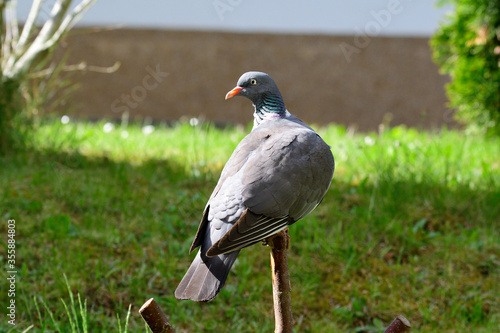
[139, 298, 175, 333]
[384, 314, 411, 333]
[267, 229, 294, 333]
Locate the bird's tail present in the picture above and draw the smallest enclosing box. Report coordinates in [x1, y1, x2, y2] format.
[174, 250, 239, 302]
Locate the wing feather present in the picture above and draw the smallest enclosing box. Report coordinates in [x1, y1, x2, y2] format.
[206, 209, 290, 257]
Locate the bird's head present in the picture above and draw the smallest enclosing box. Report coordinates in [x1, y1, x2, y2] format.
[225, 71, 282, 104]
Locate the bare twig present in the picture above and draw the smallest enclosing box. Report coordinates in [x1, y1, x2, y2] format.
[6, 0, 19, 46]
[139, 298, 175, 333]
[29, 61, 121, 78]
[17, 0, 43, 49]
[2, 0, 16, 63]
[384, 314, 411, 333]
[2, 0, 97, 79]
[42, 0, 97, 50]
[267, 229, 293, 333]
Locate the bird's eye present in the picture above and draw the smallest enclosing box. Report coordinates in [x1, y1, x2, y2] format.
[250, 79, 257, 85]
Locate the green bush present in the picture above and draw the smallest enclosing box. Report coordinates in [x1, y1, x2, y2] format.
[0, 54, 78, 153]
[431, 0, 500, 134]
[0, 0, 96, 153]
[0, 78, 23, 151]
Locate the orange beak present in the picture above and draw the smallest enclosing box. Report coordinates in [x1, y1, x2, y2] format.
[225, 86, 243, 100]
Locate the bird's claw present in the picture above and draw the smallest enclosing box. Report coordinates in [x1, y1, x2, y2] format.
[264, 228, 290, 251]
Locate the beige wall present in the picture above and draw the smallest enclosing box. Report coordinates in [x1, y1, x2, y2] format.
[58, 28, 453, 131]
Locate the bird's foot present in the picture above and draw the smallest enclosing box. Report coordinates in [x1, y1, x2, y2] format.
[264, 228, 290, 251]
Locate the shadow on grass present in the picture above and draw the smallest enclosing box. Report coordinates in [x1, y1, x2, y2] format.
[1, 147, 499, 332]
[288, 173, 499, 331]
[0, 147, 213, 332]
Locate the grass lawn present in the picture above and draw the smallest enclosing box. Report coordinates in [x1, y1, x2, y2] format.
[1, 118, 499, 332]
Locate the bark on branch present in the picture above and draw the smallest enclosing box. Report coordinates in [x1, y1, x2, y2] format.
[139, 298, 175, 333]
[267, 229, 293, 333]
[1, 0, 97, 79]
[384, 314, 411, 333]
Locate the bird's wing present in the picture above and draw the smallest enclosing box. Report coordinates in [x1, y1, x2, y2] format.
[188, 129, 267, 253]
[206, 209, 289, 256]
[189, 205, 210, 253]
[206, 119, 334, 256]
[241, 119, 334, 220]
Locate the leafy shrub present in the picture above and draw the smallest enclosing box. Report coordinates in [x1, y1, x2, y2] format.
[431, 0, 500, 134]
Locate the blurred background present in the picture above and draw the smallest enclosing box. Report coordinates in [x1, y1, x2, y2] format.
[16, 0, 453, 130]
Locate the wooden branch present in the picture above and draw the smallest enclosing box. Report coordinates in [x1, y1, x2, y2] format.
[7, 0, 19, 44]
[139, 298, 175, 333]
[29, 61, 121, 78]
[5, 0, 70, 74]
[43, 0, 97, 50]
[384, 314, 411, 333]
[5, 1, 19, 48]
[2, 0, 15, 63]
[0, 5, 4, 64]
[267, 229, 293, 333]
[17, 0, 44, 50]
[4, 0, 96, 79]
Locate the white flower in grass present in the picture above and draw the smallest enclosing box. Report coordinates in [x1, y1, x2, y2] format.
[103, 122, 114, 133]
[142, 125, 155, 135]
[121, 130, 129, 139]
[61, 115, 70, 124]
[189, 117, 199, 126]
[364, 136, 375, 146]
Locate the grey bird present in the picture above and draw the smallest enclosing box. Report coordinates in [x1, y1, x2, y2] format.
[175, 71, 335, 302]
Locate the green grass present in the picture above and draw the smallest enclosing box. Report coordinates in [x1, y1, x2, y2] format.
[1, 118, 499, 332]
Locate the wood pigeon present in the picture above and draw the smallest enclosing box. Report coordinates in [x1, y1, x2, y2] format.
[175, 71, 335, 302]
